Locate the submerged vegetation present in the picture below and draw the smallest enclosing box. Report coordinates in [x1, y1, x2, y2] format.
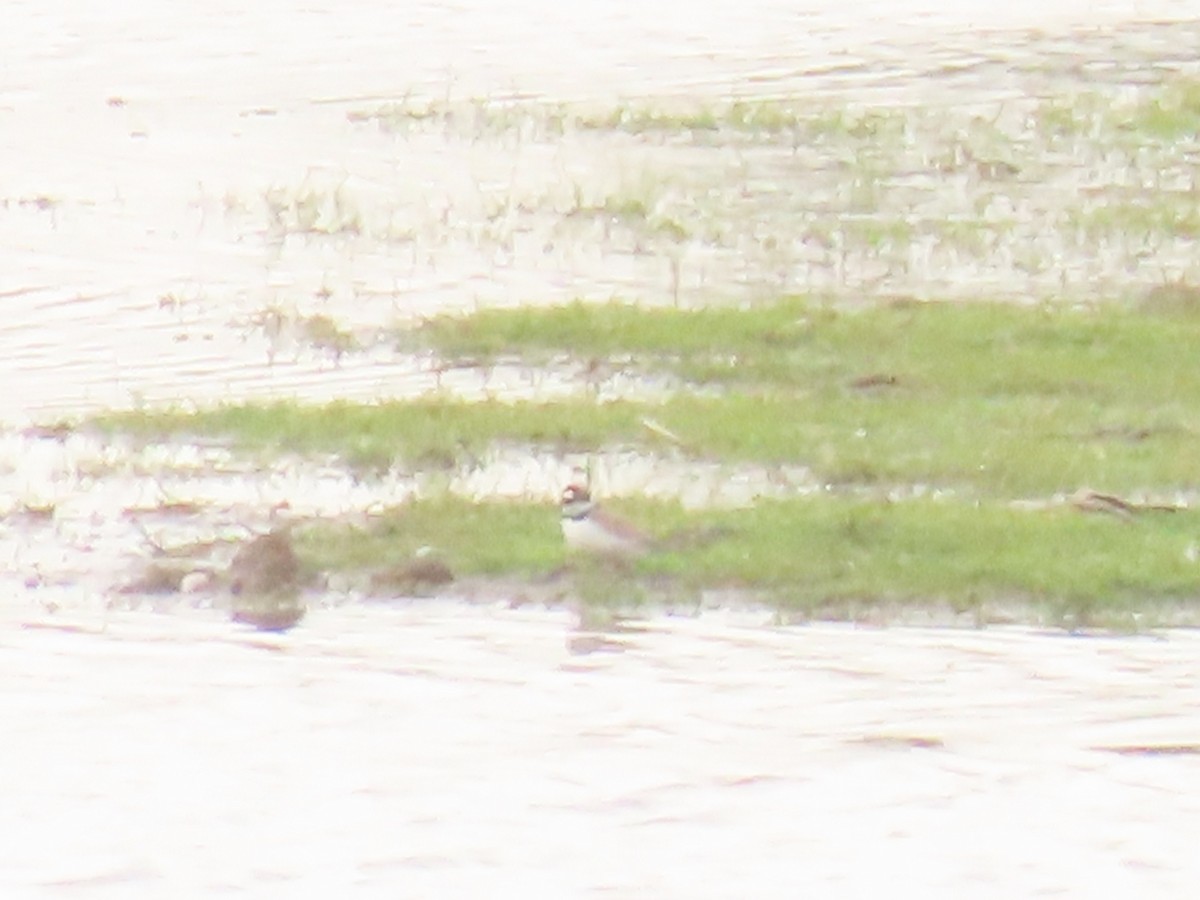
[217, 72, 1200, 325]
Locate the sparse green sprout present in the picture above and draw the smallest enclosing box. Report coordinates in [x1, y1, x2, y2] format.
[299, 314, 359, 360]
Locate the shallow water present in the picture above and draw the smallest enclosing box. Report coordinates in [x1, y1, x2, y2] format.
[3, 604, 1200, 898]
[6, 1, 1200, 895]
[5, 0, 1200, 419]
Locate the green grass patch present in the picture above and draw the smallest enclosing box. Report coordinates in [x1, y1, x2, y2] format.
[97, 297, 1200, 495]
[296, 496, 563, 577]
[408, 295, 1200, 393]
[659, 497, 1200, 607]
[402, 297, 826, 363]
[1119, 76, 1200, 140]
[297, 494, 1200, 622]
[94, 398, 653, 470]
[393, 297, 1200, 494]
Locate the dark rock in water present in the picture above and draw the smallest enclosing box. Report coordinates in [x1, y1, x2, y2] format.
[229, 527, 306, 632]
[229, 528, 301, 596]
[119, 562, 191, 595]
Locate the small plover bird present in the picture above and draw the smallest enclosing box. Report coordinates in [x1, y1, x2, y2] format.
[560, 483, 650, 557]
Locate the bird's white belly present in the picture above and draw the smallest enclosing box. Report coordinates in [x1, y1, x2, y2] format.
[561, 516, 642, 555]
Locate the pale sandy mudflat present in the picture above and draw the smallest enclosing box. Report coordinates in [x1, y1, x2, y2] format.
[5, 2, 1200, 897]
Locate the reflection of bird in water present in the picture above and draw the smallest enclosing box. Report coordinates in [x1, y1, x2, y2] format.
[228, 527, 305, 632]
